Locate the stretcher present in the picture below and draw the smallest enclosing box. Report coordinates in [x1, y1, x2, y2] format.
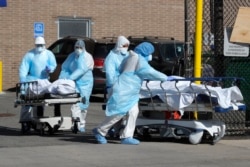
[14, 81, 85, 135]
[136, 77, 246, 144]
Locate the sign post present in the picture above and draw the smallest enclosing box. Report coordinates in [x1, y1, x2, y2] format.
[34, 22, 44, 38]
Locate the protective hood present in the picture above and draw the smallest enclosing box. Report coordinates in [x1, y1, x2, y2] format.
[35, 36, 46, 45]
[134, 42, 154, 58]
[75, 40, 85, 49]
[115, 36, 130, 51]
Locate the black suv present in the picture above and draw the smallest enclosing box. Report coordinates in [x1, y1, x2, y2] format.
[128, 36, 185, 76]
[92, 37, 136, 93]
[48, 36, 95, 82]
[91, 37, 117, 93]
[48, 36, 116, 93]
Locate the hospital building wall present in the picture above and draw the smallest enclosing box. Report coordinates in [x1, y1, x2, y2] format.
[0, 0, 184, 90]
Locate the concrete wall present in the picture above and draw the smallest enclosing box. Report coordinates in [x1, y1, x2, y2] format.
[0, 0, 184, 90]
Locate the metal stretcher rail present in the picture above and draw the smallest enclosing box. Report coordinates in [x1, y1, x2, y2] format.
[14, 81, 85, 107]
[140, 77, 246, 114]
[136, 77, 246, 144]
[14, 80, 86, 135]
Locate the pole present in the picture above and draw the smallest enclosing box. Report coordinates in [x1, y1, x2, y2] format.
[194, 0, 203, 82]
[193, 0, 203, 119]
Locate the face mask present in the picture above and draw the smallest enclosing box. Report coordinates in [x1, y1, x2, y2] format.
[120, 47, 128, 55]
[36, 46, 45, 53]
[148, 54, 152, 61]
[75, 49, 83, 55]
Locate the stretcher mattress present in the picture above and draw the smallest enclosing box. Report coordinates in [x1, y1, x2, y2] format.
[15, 79, 84, 106]
[139, 77, 245, 114]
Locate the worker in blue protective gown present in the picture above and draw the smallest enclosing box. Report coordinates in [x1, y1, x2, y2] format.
[104, 35, 130, 96]
[18, 36, 57, 133]
[59, 39, 94, 133]
[93, 42, 175, 145]
[19, 36, 57, 82]
[103, 35, 130, 136]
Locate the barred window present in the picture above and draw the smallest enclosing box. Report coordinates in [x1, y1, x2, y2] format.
[58, 17, 91, 38]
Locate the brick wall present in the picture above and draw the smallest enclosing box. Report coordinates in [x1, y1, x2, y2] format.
[0, 0, 184, 90]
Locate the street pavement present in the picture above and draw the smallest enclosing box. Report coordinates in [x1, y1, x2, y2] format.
[0, 91, 250, 167]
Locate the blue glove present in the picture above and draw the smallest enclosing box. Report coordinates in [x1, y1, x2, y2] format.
[45, 66, 51, 73]
[166, 76, 175, 81]
[20, 78, 26, 83]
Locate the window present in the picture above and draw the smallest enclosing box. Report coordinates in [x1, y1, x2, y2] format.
[58, 17, 91, 38]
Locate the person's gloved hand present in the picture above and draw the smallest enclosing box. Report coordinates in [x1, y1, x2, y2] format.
[166, 76, 175, 81]
[45, 66, 51, 73]
[20, 78, 26, 83]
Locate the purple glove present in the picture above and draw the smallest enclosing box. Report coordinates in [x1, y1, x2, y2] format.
[166, 76, 175, 81]
[45, 66, 51, 73]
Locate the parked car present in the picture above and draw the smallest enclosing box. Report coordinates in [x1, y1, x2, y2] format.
[128, 36, 185, 76]
[91, 37, 116, 93]
[48, 36, 96, 84]
[48, 36, 118, 93]
[48, 36, 184, 94]
[92, 37, 136, 93]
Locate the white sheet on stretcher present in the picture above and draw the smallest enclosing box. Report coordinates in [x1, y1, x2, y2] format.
[140, 78, 244, 114]
[26, 79, 76, 96]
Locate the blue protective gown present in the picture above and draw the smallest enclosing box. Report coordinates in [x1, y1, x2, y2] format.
[104, 49, 129, 88]
[105, 52, 167, 116]
[19, 48, 57, 82]
[59, 51, 93, 110]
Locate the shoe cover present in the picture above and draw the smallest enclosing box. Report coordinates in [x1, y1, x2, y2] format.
[121, 137, 140, 145]
[78, 127, 85, 133]
[77, 122, 85, 133]
[92, 128, 107, 144]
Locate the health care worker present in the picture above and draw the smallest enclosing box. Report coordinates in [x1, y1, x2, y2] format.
[93, 42, 175, 145]
[103, 35, 130, 136]
[19, 36, 57, 132]
[59, 40, 94, 133]
[104, 35, 130, 97]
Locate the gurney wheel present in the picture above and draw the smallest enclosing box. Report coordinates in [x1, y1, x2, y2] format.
[21, 122, 31, 134]
[72, 121, 78, 134]
[135, 127, 152, 140]
[211, 124, 226, 145]
[40, 128, 45, 136]
[39, 123, 53, 136]
[211, 137, 220, 145]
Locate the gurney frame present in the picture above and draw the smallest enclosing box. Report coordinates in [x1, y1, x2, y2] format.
[14, 81, 85, 135]
[137, 77, 245, 145]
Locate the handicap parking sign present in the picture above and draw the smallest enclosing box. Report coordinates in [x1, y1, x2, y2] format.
[34, 22, 44, 38]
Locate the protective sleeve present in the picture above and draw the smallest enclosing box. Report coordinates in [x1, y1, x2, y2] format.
[19, 52, 31, 82]
[136, 57, 167, 81]
[84, 51, 94, 70]
[104, 51, 118, 87]
[59, 53, 73, 79]
[69, 53, 89, 81]
[46, 50, 57, 73]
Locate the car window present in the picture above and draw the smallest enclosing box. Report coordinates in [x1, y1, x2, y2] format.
[158, 43, 184, 61]
[49, 41, 64, 54]
[93, 43, 115, 58]
[62, 41, 75, 55]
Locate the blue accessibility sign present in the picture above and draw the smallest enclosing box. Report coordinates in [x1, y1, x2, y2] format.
[34, 22, 44, 38]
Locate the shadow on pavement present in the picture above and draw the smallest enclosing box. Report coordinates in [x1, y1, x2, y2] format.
[90, 94, 105, 103]
[0, 126, 23, 136]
